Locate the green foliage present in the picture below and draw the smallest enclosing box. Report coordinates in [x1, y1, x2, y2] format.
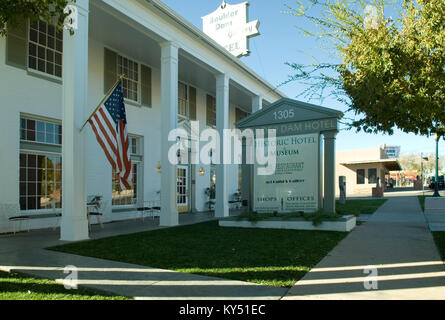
[285, 0, 445, 136]
[0, 0, 76, 36]
[418, 195, 432, 212]
[432, 231, 445, 264]
[235, 210, 344, 226]
[204, 186, 216, 210]
[301, 210, 344, 226]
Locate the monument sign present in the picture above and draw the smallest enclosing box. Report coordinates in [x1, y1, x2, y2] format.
[254, 133, 319, 212]
[236, 98, 343, 213]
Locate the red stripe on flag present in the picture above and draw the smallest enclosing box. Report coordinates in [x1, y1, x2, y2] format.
[89, 119, 116, 171]
[99, 108, 117, 140]
[93, 113, 118, 158]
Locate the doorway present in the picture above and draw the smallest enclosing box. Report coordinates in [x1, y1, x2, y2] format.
[177, 165, 189, 213]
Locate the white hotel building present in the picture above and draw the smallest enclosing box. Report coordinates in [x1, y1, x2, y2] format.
[0, 0, 285, 239]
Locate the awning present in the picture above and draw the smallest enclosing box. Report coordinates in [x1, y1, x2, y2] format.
[340, 159, 402, 171]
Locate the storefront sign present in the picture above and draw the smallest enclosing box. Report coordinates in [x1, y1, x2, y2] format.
[202, 1, 260, 57]
[253, 133, 319, 213]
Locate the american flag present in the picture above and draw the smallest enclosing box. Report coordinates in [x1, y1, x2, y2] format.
[89, 81, 132, 189]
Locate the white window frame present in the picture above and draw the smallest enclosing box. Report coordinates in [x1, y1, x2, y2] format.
[178, 81, 189, 119]
[177, 165, 188, 207]
[20, 115, 62, 147]
[116, 52, 141, 105]
[111, 135, 143, 209]
[27, 19, 63, 80]
[19, 115, 63, 213]
[19, 151, 62, 213]
[206, 93, 217, 128]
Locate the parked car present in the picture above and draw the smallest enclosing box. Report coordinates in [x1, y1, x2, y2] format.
[429, 176, 445, 190]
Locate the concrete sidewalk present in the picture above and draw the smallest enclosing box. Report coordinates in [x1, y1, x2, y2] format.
[0, 213, 286, 300]
[283, 196, 445, 299]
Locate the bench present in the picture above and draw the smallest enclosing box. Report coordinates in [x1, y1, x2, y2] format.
[228, 200, 243, 209]
[9, 213, 62, 234]
[137, 201, 161, 221]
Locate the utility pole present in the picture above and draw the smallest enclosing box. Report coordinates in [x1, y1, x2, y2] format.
[421, 153, 428, 196]
[433, 133, 441, 197]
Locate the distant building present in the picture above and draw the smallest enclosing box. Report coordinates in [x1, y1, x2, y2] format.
[335, 145, 402, 196]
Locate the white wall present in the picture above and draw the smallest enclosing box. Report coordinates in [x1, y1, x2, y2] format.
[0, 36, 64, 232]
[0, 34, 245, 232]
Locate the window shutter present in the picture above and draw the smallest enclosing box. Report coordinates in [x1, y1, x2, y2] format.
[236, 108, 249, 122]
[104, 47, 117, 94]
[141, 64, 152, 107]
[206, 94, 216, 126]
[189, 86, 196, 120]
[6, 21, 28, 69]
[206, 95, 211, 126]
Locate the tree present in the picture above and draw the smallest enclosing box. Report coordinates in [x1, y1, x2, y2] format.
[398, 152, 436, 175]
[0, 0, 75, 36]
[285, 0, 445, 136]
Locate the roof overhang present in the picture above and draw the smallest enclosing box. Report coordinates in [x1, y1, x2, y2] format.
[340, 159, 402, 171]
[145, 0, 287, 99]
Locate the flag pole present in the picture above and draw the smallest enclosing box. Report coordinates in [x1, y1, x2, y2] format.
[80, 74, 125, 132]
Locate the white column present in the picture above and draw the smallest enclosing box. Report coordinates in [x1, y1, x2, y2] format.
[252, 95, 262, 113]
[60, 0, 90, 241]
[215, 74, 230, 218]
[160, 41, 179, 226]
[323, 130, 338, 214]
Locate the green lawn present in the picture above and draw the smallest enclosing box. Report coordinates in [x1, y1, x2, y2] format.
[432, 232, 445, 263]
[49, 220, 347, 288]
[418, 195, 432, 211]
[0, 270, 130, 300]
[336, 199, 387, 215]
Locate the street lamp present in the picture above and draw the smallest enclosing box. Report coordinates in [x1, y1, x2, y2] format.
[420, 153, 428, 193]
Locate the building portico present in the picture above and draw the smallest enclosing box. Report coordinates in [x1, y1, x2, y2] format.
[0, 0, 285, 237]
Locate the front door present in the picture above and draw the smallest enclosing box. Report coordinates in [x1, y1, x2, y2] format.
[177, 165, 189, 212]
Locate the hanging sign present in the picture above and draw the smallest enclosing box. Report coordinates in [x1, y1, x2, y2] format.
[202, 1, 260, 57]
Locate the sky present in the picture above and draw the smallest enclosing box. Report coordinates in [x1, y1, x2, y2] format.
[161, 0, 442, 157]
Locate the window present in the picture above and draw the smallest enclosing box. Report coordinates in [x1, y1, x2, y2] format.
[178, 82, 188, 117]
[112, 163, 138, 206]
[368, 168, 377, 184]
[206, 94, 216, 127]
[28, 20, 63, 77]
[236, 108, 249, 122]
[20, 154, 62, 211]
[117, 54, 139, 102]
[112, 136, 143, 206]
[104, 48, 152, 107]
[19, 116, 62, 211]
[178, 82, 196, 119]
[20, 118, 62, 145]
[357, 169, 365, 185]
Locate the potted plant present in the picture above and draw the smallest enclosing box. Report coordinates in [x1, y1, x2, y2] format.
[204, 185, 216, 211]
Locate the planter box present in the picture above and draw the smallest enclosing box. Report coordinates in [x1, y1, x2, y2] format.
[219, 215, 356, 232]
[372, 187, 384, 198]
[425, 197, 445, 225]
